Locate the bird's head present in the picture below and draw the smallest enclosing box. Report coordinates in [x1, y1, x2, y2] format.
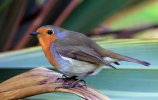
[30, 25, 64, 48]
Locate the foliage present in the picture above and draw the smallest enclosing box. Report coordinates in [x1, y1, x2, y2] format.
[0, 0, 157, 52]
[0, 39, 157, 99]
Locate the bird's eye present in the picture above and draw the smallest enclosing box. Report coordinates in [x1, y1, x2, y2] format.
[47, 30, 54, 35]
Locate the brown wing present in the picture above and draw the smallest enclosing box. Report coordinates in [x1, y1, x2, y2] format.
[55, 45, 116, 69]
[55, 45, 104, 65]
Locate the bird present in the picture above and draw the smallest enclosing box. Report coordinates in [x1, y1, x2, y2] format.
[30, 25, 150, 88]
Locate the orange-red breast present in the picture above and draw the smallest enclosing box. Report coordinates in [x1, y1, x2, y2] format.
[30, 25, 150, 88]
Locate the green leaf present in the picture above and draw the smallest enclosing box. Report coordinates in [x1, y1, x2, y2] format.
[62, 0, 137, 33]
[0, 0, 12, 13]
[0, 39, 156, 69]
[0, 39, 157, 99]
[108, 1, 158, 29]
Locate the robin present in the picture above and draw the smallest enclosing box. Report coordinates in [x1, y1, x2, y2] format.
[30, 25, 150, 88]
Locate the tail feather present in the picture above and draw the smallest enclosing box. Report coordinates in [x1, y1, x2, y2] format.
[89, 41, 151, 66]
[102, 49, 151, 66]
[138, 60, 150, 66]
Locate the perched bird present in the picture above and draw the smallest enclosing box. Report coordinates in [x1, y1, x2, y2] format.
[30, 25, 150, 88]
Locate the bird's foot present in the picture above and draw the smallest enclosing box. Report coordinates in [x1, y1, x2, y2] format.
[62, 81, 86, 88]
[56, 79, 86, 89]
[57, 75, 78, 82]
[79, 80, 87, 87]
[56, 75, 87, 88]
[62, 82, 78, 88]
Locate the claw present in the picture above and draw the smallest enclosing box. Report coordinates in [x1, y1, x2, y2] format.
[79, 80, 87, 88]
[61, 79, 86, 88]
[57, 75, 78, 81]
[80, 80, 86, 84]
[57, 75, 68, 81]
[56, 75, 87, 88]
[63, 82, 76, 88]
[62, 75, 68, 78]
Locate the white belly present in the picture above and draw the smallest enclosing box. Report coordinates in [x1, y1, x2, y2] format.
[59, 56, 97, 76]
[58, 56, 118, 76]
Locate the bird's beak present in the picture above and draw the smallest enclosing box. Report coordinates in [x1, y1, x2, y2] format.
[30, 32, 39, 36]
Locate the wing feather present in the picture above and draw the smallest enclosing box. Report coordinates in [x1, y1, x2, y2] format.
[56, 45, 104, 65]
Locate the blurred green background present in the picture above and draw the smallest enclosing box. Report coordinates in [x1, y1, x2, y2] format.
[0, 0, 158, 100]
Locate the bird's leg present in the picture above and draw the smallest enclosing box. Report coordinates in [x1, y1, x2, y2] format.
[62, 72, 92, 88]
[57, 75, 78, 82]
[60, 75, 86, 84]
[64, 75, 78, 81]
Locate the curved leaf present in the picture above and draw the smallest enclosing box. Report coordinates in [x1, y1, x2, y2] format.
[0, 39, 158, 99]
